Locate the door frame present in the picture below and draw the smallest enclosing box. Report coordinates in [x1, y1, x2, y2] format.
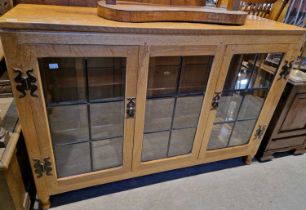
[132, 45, 226, 171]
[3, 40, 139, 195]
[198, 43, 299, 162]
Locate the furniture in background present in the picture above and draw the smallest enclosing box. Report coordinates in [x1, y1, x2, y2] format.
[295, 43, 306, 71]
[0, 4, 304, 209]
[0, 2, 13, 98]
[0, 45, 13, 97]
[269, 0, 290, 21]
[0, 98, 27, 210]
[240, 0, 288, 20]
[0, 0, 13, 15]
[217, 0, 289, 20]
[257, 70, 306, 161]
[284, 0, 305, 27]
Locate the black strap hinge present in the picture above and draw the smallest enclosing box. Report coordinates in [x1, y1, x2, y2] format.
[14, 68, 38, 98]
[33, 157, 52, 178]
[255, 125, 267, 140]
[279, 61, 293, 80]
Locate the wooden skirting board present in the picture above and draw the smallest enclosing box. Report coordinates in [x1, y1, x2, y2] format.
[258, 145, 306, 162]
[97, 0, 248, 25]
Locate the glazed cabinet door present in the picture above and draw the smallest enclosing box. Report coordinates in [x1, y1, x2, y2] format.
[3, 42, 138, 194]
[133, 45, 225, 171]
[199, 44, 299, 162]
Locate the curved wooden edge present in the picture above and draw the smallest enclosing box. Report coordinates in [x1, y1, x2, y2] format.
[97, 0, 248, 25]
[0, 123, 21, 170]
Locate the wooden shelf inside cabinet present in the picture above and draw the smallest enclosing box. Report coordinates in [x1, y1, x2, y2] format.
[0, 4, 305, 210]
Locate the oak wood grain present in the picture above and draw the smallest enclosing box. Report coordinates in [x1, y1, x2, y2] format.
[0, 4, 304, 35]
[16, 0, 205, 7]
[97, 0, 247, 25]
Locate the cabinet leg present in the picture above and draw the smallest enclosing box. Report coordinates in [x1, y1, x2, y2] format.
[293, 147, 305, 155]
[258, 151, 274, 162]
[259, 155, 274, 162]
[244, 155, 253, 165]
[40, 197, 50, 210]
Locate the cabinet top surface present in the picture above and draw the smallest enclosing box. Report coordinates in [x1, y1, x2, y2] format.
[0, 4, 305, 35]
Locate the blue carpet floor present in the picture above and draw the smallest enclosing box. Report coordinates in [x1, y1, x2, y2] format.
[50, 157, 245, 207]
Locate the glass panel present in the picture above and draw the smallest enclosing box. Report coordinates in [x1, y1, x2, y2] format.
[264, 53, 283, 68]
[142, 131, 169, 162]
[223, 54, 247, 91]
[147, 57, 180, 97]
[237, 91, 266, 120]
[208, 53, 283, 150]
[92, 138, 123, 171]
[168, 128, 196, 157]
[215, 93, 242, 123]
[173, 96, 203, 129]
[228, 120, 257, 147]
[144, 98, 174, 133]
[87, 58, 126, 101]
[223, 53, 281, 91]
[207, 123, 234, 150]
[39, 57, 126, 178]
[39, 58, 86, 104]
[48, 104, 89, 145]
[179, 56, 212, 93]
[90, 101, 124, 140]
[248, 56, 276, 89]
[54, 142, 91, 178]
[142, 56, 213, 162]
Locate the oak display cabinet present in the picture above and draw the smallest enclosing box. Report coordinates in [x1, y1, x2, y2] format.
[0, 4, 305, 209]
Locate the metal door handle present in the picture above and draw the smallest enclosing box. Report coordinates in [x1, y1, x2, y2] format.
[126, 97, 136, 118]
[211, 92, 221, 110]
[279, 60, 293, 80]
